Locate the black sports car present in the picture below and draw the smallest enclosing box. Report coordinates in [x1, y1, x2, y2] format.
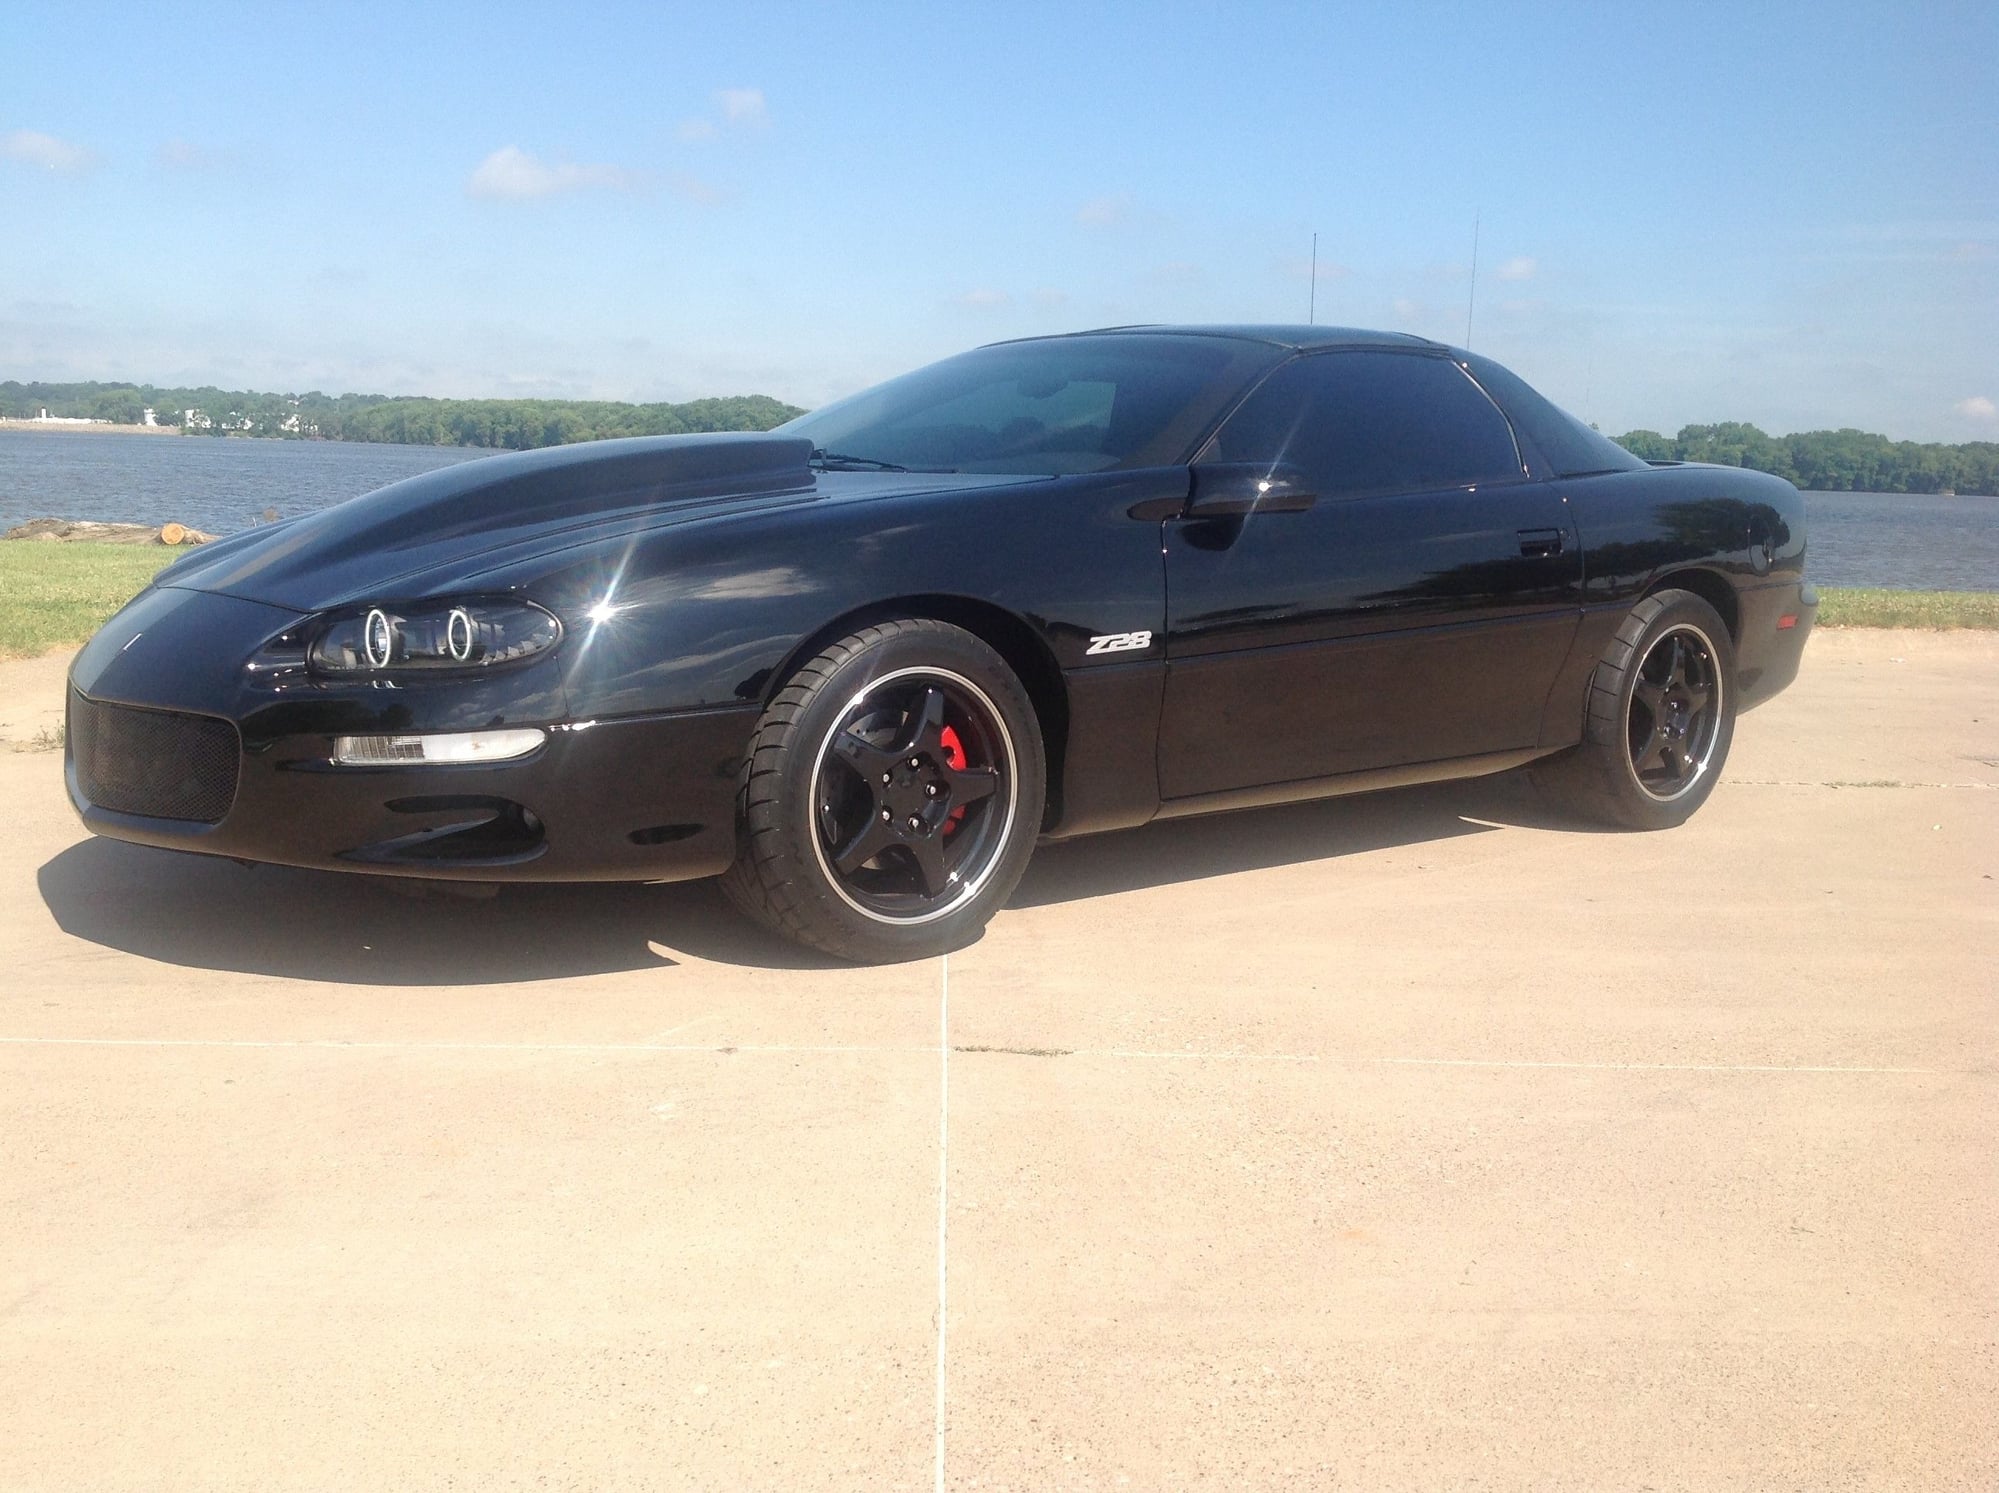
[66, 326, 1815, 961]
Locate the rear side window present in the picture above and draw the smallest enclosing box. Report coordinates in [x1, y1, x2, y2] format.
[1203, 351, 1525, 498]
[1460, 352, 1647, 477]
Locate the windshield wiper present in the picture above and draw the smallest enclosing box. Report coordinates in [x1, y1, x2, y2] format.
[808, 448, 909, 472]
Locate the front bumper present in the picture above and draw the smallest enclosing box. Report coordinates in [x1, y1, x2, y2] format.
[65, 583, 756, 883]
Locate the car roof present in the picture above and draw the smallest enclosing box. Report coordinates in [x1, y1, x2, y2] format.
[990, 324, 1448, 353]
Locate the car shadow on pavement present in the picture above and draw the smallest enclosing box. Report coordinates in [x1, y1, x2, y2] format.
[37, 772, 1581, 984]
[36, 838, 846, 984]
[1010, 770, 1579, 908]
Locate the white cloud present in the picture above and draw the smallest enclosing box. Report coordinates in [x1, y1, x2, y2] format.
[2, 129, 94, 172]
[1392, 297, 1424, 321]
[1031, 288, 1069, 308]
[669, 172, 727, 207]
[466, 146, 633, 200]
[1955, 395, 1997, 422]
[716, 88, 767, 126]
[677, 89, 767, 141]
[952, 289, 1011, 308]
[1076, 193, 1133, 228]
[1496, 255, 1537, 281]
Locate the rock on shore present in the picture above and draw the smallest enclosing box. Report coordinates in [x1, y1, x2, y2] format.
[2, 518, 216, 546]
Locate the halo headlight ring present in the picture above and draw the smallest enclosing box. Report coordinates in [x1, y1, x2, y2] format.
[363, 608, 395, 669]
[446, 607, 475, 664]
[307, 598, 563, 677]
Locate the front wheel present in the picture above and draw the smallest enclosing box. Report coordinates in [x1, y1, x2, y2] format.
[718, 619, 1045, 962]
[1531, 589, 1737, 830]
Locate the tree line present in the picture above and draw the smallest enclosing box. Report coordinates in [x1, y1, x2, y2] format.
[0, 380, 803, 449]
[1613, 422, 1997, 496]
[4, 379, 1994, 492]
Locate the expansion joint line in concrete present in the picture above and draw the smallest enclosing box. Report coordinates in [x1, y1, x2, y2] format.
[0, 1035, 1942, 1075]
[934, 952, 949, 1493]
[1732, 778, 1996, 789]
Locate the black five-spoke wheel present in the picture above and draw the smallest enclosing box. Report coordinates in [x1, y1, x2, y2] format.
[1530, 588, 1738, 830]
[1626, 624, 1724, 802]
[812, 669, 1015, 921]
[720, 619, 1046, 961]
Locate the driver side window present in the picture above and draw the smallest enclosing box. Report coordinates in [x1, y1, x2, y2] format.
[1206, 351, 1525, 498]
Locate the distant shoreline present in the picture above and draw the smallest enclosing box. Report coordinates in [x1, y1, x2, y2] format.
[0, 418, 180, 437]
[0, 419, 1993, 499]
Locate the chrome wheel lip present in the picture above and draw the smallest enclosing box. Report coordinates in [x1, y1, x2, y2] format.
[808, 665, 1019, 926]
[1625, 621, 1725, 804]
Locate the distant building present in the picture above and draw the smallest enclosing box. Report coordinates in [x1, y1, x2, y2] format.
[32, 407, 104, 425]
[141, 407, 157, 426]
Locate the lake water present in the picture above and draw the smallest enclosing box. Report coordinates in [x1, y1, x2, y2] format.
[1797, 489, 1998, 591]
[1, 428, 1993, 590]
[0, 429, 481, 538]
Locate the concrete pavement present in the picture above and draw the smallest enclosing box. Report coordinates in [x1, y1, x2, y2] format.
[1, 628, 1992, 1490]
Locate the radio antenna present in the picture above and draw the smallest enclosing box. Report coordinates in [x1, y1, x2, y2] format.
[1308, 232, 1318, 325]
[1465, 210, 1480, 349]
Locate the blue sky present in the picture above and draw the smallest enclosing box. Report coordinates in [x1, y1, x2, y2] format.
[3, 1, 1994, 440]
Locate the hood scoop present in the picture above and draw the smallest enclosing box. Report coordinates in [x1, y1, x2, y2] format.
[160, 433, 816, 611]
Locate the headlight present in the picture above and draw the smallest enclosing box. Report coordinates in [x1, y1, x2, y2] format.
[308, 599, 562, 675]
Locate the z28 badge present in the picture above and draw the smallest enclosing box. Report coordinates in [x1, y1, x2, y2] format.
[1085, 631, 1153, 656]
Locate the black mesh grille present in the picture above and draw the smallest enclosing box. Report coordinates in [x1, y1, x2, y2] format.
[69, 692, 240, 824]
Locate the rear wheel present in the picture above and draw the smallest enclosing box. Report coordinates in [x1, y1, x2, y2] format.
[1531, 589, 1737, 830]
[719, 619, 1045, 961]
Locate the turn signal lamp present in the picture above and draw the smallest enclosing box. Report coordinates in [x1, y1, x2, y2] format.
[332, 729, 546, 766]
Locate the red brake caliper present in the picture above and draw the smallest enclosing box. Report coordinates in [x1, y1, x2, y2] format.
[939, 725, 969, 836]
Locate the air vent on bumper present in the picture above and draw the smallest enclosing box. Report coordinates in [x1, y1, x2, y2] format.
[68, 691, 240, 824]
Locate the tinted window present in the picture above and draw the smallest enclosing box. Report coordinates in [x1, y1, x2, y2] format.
[1203, 351, 1525, 497]
[780, 335, 1281, 475]
[1460, 352, 1647, 477]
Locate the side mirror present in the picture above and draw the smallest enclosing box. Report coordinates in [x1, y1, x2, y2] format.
[1185, 462, 1318, 517]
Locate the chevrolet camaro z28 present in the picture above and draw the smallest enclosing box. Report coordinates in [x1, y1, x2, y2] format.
[67, 326, 1815, 961]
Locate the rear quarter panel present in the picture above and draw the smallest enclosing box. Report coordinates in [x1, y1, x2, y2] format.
[1539, 463, 1811, 742]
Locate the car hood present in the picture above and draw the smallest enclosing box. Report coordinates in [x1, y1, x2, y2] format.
[154, 433, 830, 613]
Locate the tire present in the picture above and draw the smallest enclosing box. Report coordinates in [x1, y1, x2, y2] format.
[1531, 589, 1737, 830]
[718, 619, 1046, 962]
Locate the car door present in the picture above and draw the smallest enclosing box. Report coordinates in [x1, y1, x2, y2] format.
[1157, 349, 1582, 800]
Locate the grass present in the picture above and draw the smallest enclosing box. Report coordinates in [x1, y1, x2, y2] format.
[1815, 587, 1999, 629]
[0, 544, 1994, 659]
[0, 543, 178, 659]
[10, 722, 65, 754]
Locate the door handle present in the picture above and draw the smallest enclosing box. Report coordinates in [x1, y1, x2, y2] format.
[1517, 528, 1566, 558]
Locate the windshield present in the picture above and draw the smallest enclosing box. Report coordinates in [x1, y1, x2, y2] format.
[779, 334, 1281, 476]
